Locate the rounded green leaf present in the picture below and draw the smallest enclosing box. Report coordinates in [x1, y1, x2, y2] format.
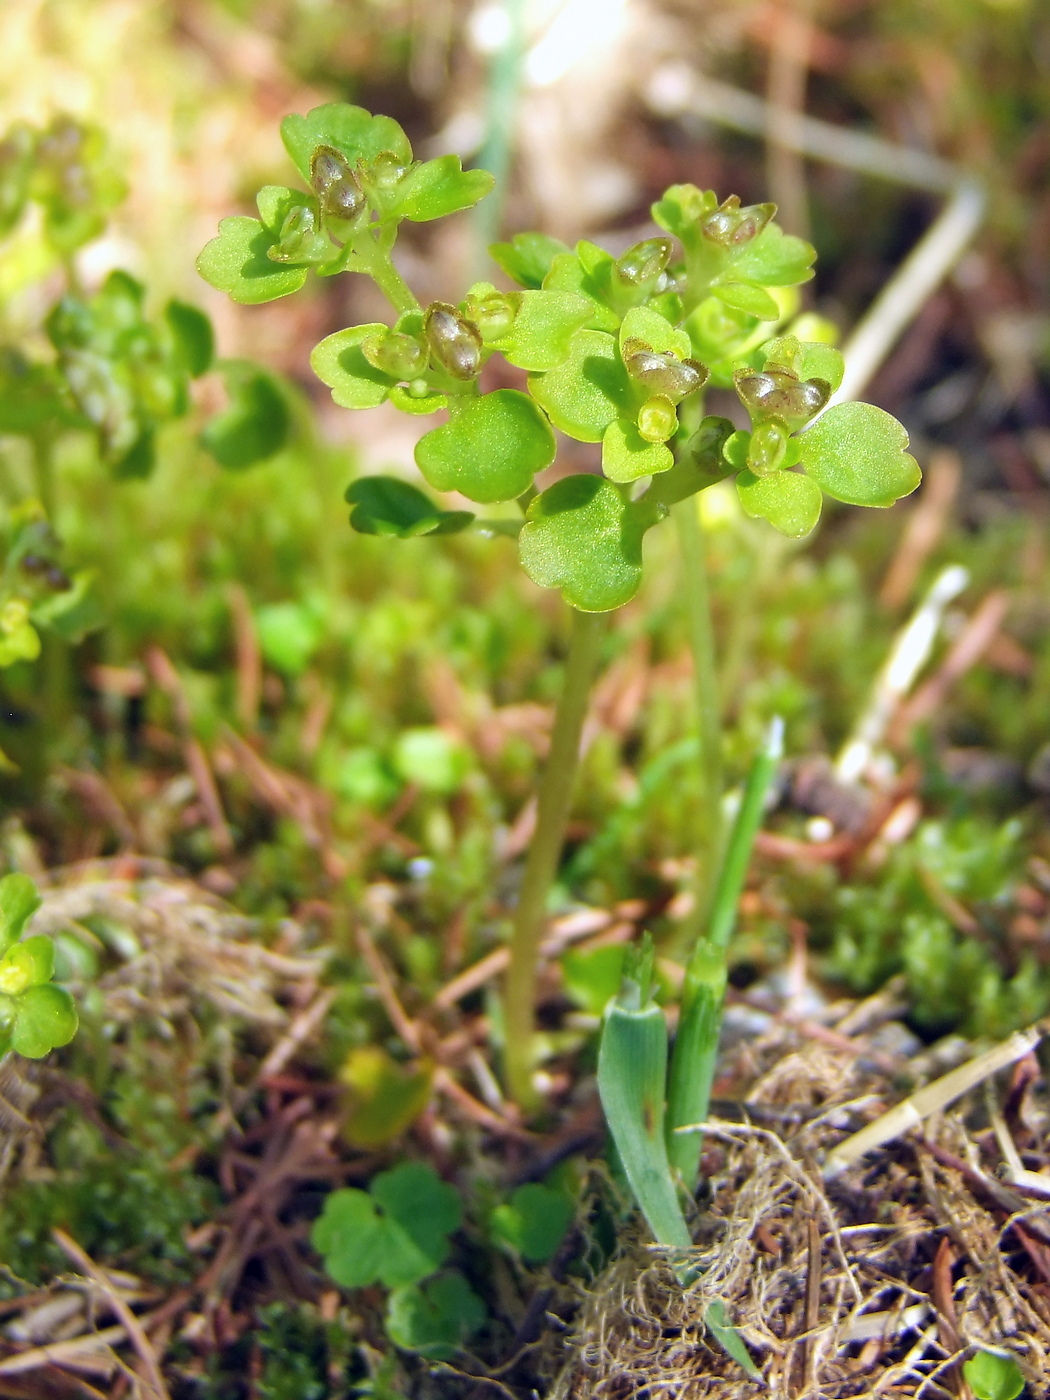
[798, 402, 921, 507]
[371, 1161, 462, 1270]
[618, 306, 692, 359]
[386, 1272, 486, 1360]
[415, 390, 554, 503]
[736, 469, 822, 538]
[196, 217, 308, 305]
[602, 418, 673, 483]
[345, 476, 473, 537]
[202, 361, 290, 469]
[541, 251, 620, 332]
[528, 330, 632, 442]
[11, 984, 78, 1058]
[388, 384, 448, 415]
[311, 324, 395, 410]
[395, 156, 494, 221]
[519, 475, 664, 612]
[730, 222, 816, 287]
[280, 104, 412, 183]
[490, 290, 594, 371]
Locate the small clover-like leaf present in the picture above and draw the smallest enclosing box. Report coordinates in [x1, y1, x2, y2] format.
[730, 221, 815, 287]
[340, 1046, 434, 1148]
[519, 475, 665, 612]
[31, 569, 102, 643]
[202, 361, 290, 469]
[196, 217, 308, 305]
[490, 1184, 574, 1264]
[164, 300, 214, 376]
[489, 290, 593, 371]
[602, 418, 673, 483]
[711, 281, 780, 320]
[395, 155, 494, 221]
[736, 469, 822, 538]
[371, 1161, 462, 1270]
[798, 402, 920, 507]
[617, 306, 692, 360]
[311, 324, 395, 410]
[0, 874, 41, 954]
[345, 476, 474, 537]
[386, 1272, 486, 1360]
[963, 1350, 1025, 1400]
[280, 104, 412, 184]
[11, 983, 78, 1058]
[0, 936, 55, 994]
[489, 231, 570, 289]
[528, 330, 632, 442]
[415, 390, 554, 503]
[542, 251, 620, 332]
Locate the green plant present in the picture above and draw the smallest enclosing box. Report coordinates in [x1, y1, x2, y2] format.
[197, 102, 921, 1112]
[963, 1349, 1026, 1400]
[0, 873, 77, 1058]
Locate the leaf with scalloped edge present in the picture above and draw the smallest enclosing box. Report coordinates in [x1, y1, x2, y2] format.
[798, 402, 921, 507]
[280, 104, 412, 182]
[395, 156, 494, 221]
[617, 306, 692, 359]
[415, 390, 554, 504]
[196, 217, 308, 305]
[519, 475, 665, 612]
[730, 222, 815, 287]
[602, 418, 673, 483]
[528, 330, 632, 442]
[711, 281, 780, 320]
[490, 291, 593, 371]
[489, 232, 570, 289]
[736, 469, 822, 537]
[310, 324, 396, 410]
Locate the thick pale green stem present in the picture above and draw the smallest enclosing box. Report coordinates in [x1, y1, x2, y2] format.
[504, 607, 605, 1109]
[360, 233, 421, 317]
[673, 496, 723, 939]
[665, 718, 783, 1185]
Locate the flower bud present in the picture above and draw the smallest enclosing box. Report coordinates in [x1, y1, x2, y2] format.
[734, 366, 830, 429]
[423, 303, 483, 381]
[462, 291, 519, 343]
[362, 330, 428, 381]
[310, 145, 365, 222]
[267, 203, 330, 264]
[701, 196, 775, 248]
[747, 421, 789, 476]
[688, 416, 735, 476]
[622, 339, 708, 404]
[637, 395, 678, 444]
[615, 237, 673, 288]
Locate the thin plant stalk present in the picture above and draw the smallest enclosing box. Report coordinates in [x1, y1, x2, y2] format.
[673, 496, 723, 942]
[665, 716, 784, 1185]
[504, 606, 605, 1108]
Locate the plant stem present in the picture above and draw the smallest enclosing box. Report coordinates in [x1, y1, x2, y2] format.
[673, 496, 723, 941]
[504, 606, 605, 1109]
[363, 233, 421, 316]
[665, 717, 783, 1186]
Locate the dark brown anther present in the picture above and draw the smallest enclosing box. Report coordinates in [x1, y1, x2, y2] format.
[423, 302, 484, 381]
[310, 146, 365, 222]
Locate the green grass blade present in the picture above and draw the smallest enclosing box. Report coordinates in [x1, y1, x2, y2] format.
[666, 717, 784, 1185]
[598, 1001, 691, 1252]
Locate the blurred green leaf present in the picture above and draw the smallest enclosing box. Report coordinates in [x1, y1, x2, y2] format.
[706, 1299, 761, 1380]
[736, 469, 822, 538]
[798, 402, 920, 507]
[196, 216, 308, 305]
[528, 330, 632, 442]
[0, 875, 41, 954]
[0, 936, 55, 993]
[202, 361, 290, 469]
[519, 475, 664, 612]
[489, 232, 570, 289]
[255, 598, 325, 676]
[711, 281, 780, 320]
[393, 727, 470, 795]
[164, 300, 214, 377]
[963, 1350, 1025, 1400]
[280, 104, 412, 184]
[490, 1183, 574, 1264]
[346, 476, 474, 537]
[562, 944, 626, 1016]
[385, 1272, 485, 1359]
[415, 390, 554, 503]
[10, 984, 78, 1058]
[395, 156, 494, 221]
[31, 569, 103, 643]
[339, 1046, 434, 1149]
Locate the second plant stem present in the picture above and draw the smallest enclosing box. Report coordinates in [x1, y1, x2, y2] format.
[504, 606, 606, 1109]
